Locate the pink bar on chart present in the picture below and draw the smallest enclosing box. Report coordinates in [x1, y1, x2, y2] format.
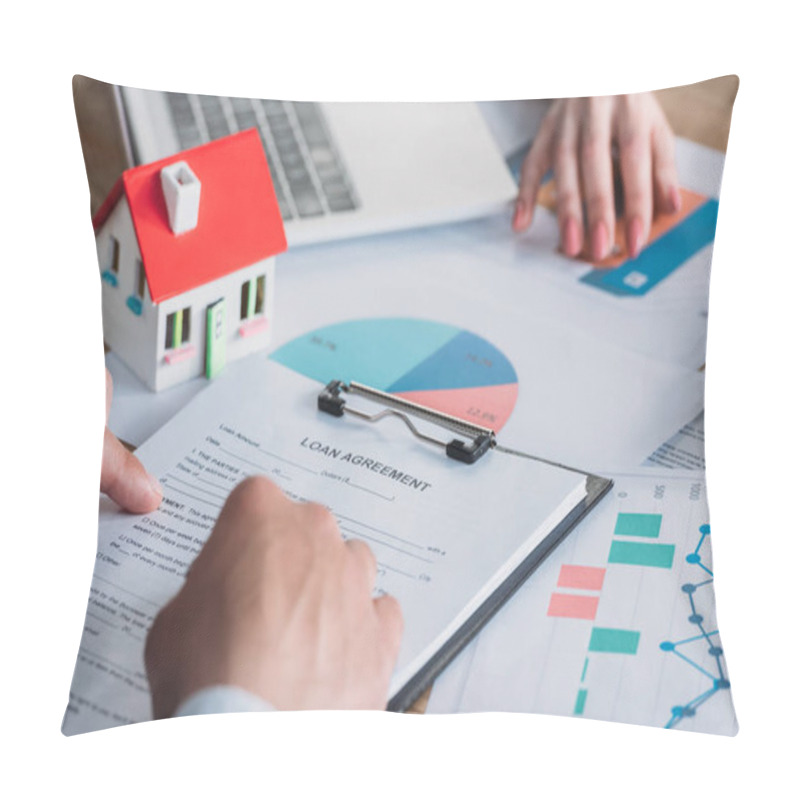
[557, 564, 606, 591]
[547, 593, 600, 620]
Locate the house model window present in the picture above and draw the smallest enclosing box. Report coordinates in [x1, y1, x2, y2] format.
[165, 307, 191, 350]
[136, 260, 146, 300]
[101, 236, 121, 287]
[255, 275, 266, 314]
[110, 237, 120, 275]
[240, 275, 266, 320]
[126, 259, 147, 316]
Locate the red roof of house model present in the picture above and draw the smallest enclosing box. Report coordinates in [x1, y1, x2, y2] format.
[93, 129, 287, 304]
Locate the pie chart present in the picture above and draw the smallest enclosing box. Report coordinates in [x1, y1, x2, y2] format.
[270, 318, 519, 431]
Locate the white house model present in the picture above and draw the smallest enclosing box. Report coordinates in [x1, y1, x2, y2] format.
[93, 129, 287, 392]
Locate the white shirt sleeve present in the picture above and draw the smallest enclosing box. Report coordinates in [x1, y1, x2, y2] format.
[174, 685, 276, 717]
[478, 99, 551, 158]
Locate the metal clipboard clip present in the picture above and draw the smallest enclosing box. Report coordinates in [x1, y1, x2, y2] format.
[318, 379, 495, 464]
[317, 378, 609, 501]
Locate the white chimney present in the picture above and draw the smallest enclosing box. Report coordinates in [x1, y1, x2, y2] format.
[160, 161, 201, 235]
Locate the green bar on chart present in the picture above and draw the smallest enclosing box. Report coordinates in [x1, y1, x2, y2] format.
[589, 627, 640, 655]
[609, 540, 675, 569]
[574, 689, 588, 715]
[613, 512, 662, 538]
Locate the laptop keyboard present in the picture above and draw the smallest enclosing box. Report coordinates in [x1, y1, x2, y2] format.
[165, 92, 360, 221]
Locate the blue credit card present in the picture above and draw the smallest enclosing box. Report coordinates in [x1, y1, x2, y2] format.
[580, 199, 719, 297]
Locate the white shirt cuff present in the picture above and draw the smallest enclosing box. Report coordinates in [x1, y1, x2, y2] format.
[174, 685, 276, 717]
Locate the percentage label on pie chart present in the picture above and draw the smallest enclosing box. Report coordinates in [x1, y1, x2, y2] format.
[271, 318, 519, 431]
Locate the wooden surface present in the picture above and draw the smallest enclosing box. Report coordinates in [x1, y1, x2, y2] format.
[655, 74, 738, 153]
[75, 76, 737, 717]
[73, 76, 130, 218]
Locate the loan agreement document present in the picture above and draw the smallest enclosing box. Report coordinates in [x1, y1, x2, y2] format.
[63, 356, 589, 734]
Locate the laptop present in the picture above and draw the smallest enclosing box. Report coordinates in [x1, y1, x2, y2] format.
[118, 86, 518, 246]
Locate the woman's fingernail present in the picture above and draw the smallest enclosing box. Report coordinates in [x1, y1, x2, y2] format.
[591, 220, 608, 261]
[669, 186, 681, 214]
[627, 217, 643, 258]
[562, 217, 581, 257]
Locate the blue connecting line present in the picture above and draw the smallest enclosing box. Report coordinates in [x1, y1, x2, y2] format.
[660, 524, 731, 729]
[666, 647, 718, 682]
[693, 530, 709, 557]
[672, 630, 719, 648]
[665, 684, 721, 728]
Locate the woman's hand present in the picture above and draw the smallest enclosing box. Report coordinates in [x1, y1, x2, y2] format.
[512, 93, 679, 261]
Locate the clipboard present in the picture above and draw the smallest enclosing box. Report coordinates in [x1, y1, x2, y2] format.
[64, 357, 614, 733]
[318, 378, 613, 711]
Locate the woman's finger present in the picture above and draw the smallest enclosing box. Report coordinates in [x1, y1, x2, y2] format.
[651, 111, 681, 216]
[553, 98, 583, 257]
[514, 104, 558, 232]
[579, 96, 615, 261]
[616, 96, 653, 258]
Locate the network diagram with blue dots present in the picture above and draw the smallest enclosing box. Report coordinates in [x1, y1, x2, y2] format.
[659, 523, 733, 729]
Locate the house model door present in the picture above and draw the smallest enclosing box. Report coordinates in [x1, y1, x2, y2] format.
[206, 299, 226, 379]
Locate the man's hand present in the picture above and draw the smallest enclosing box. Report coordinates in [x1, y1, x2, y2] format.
[512, 93, 679, 261]
[101, 369, 162, 513]
[145, 476, 404, 716]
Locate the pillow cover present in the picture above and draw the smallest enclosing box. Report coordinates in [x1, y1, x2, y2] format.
[64, 75, 738, 736]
